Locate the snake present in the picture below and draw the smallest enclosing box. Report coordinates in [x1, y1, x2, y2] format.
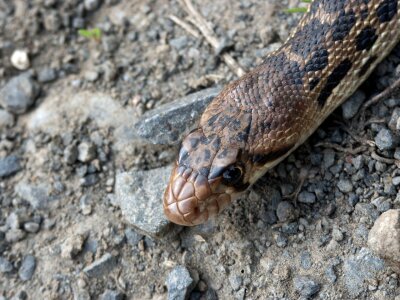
[163, 0, 400, 226]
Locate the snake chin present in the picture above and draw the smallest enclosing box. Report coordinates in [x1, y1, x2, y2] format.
[163, 163, 237, 226]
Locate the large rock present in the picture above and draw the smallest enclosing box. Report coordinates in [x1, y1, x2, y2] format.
[343, 248, 385, 297]
[0, 74, 40, 114]
[368, 209, 400, 273]
[134, 87, 221, 144]
[166, 266, 195, 300]
[114, 166, 181, 238]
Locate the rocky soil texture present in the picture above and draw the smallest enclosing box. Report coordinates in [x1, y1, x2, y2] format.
[1, 0, 400, 299]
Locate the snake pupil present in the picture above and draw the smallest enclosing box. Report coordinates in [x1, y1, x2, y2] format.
[222, 165, 243, 185]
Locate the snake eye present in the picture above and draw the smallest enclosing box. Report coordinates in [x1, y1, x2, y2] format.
[222, 165, 243, 186]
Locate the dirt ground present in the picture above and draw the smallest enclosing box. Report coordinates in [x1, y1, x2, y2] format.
[1, 0, 400, 299]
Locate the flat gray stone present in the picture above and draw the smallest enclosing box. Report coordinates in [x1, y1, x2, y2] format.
[15, 181, 53, 210]
[293, 276, 320, 298]
[18, 255, 36, 281]
[343, 248, 385, 297]
[134, 87, 221, 144]
[0, 74, 40, 114]
[83, 253, 116, 278]
[166, 265, 195, 300]
[114, 166, 180, 238]
[0, 155, 22, 178]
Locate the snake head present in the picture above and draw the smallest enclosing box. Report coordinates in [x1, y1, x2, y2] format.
[163, 129, 249, 226]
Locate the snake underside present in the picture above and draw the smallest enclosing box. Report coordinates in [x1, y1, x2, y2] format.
[164, 0, 400, 226]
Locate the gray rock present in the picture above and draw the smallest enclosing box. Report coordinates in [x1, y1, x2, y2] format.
[83, 253, 117, 278]
[394, 148, 400, 160]
[114, 166, 181, 238]
[343, 248, 384, 297]
[43, 11, 61, 32]
[368, 209, 400, 273]
[84, 0, 100, 11]
[0, 257, 13, 273]
[0, 155, 22, 177]
[337, 179, 353, 193]
[0, 109, 14, 129]
[323, 149, 335, 169]
[64, 144, 78, 164]
[18, 255, 36, 281]
[169, 36, 189, 50]
[229, 275, 243, 291]
[300, 251, 312, 270]
[78, 142, 97, 163]
[389, 107, 400, 131]
[0, 74, 40, 114]
[298, 191, 316, 204]
[325, 265, 337, 283]
[293, 276, 320, 298]
[99, 290, 124, 300]
[23, 222, 40, 233]
[124, 228, 143, 246]
[342, 90, 365, 119]
[332, 227, 344, 242]
[392, 176, 400, 186]
[375, 128, 396, 151]
[37, 68, 57, 83]
[275, 233, 288, 248]
[276, 201, 296, 222]
[5, 229, 26, 243]
[166, 265, 195, 300]
[15, 182, 52, 210]
[134, 87, 221, 144]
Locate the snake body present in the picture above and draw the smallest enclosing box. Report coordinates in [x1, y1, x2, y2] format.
[164, 0, 400, 226]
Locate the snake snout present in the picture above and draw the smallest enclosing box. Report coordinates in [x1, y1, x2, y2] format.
[163, 165, 231, 226]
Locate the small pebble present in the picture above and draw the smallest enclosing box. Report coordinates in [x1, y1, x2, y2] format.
[375, 128, 396, 151]
[10, 49, 30, 70]
[18, 255, 36, 281]
[99, 289, 124, 300]
[293, 276, 320, 298]
[276, 201, 296, 222]
[0, 257, 13, 273]
[298, 191, 316, 204]
[23, 222, 40, 233]
[337, 179, 353, 193]
[0, 155, 22, 177]
[166, 265, 195, 300]
[229, 275, 243, 291]
[78, 142, 97, 163]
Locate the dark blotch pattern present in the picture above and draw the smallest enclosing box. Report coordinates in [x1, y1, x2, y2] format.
[290, 19, 330, 58]
[305, 49, 329, 72]
[376, 0, 397, 23]
[318, 59, 353, 106]
[359, 55, 378, 77]
[356, 27, 378, 51]
[332, 10, 356, 41]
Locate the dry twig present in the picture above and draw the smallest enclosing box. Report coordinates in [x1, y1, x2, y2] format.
[179, 0, 245, 77]
[168, 15, 200, 38]
[371, 151, 395, 164]
[315, 142, 367, 155]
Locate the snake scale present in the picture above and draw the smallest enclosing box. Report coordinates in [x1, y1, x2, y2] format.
[163, 0, 400, 226]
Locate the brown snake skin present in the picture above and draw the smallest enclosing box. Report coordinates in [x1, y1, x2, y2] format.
[163, 0, 400, 226]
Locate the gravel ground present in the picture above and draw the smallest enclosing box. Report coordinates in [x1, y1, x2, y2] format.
[1, 0, 400, 299]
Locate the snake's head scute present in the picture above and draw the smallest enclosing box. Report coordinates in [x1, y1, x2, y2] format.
[163, 129, 248, 226]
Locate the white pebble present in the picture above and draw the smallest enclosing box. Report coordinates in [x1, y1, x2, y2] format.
[10, 50, 30, 70]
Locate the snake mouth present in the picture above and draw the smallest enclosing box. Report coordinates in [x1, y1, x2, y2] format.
[163, 164, 232, 226]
